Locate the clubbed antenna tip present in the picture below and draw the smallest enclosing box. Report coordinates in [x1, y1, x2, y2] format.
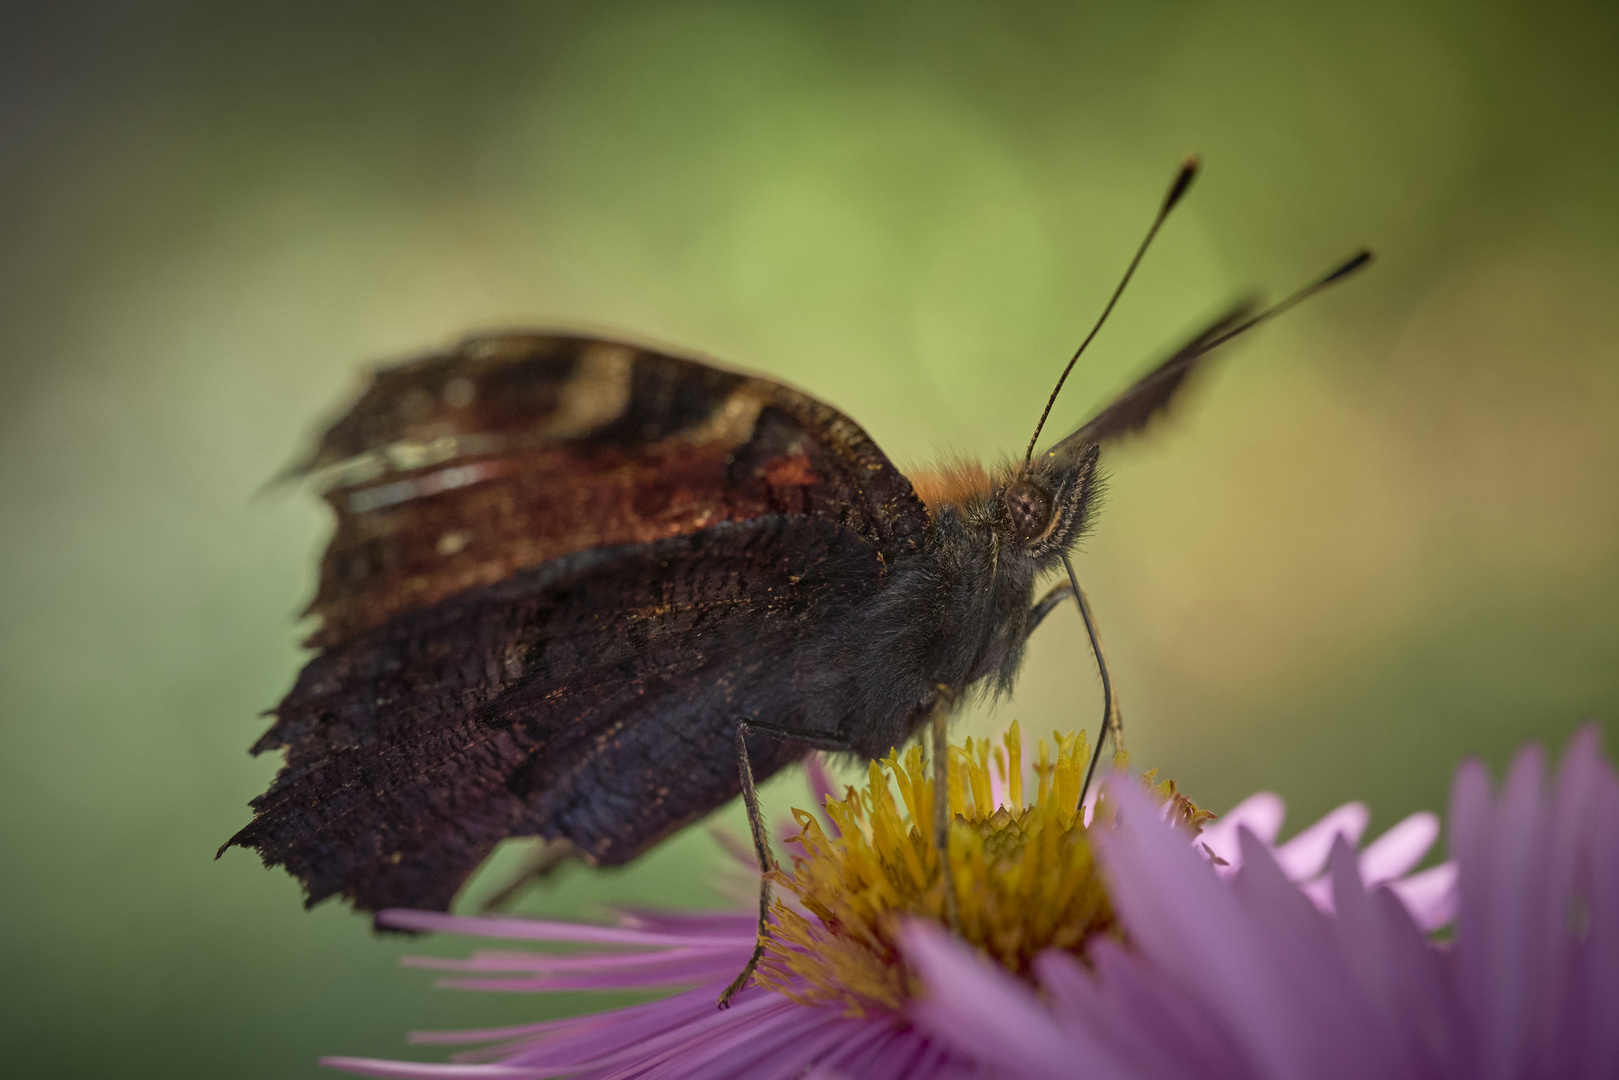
[1323, 248, 1374, 284]
[1163, 155, 1200, 213]
[1024, 155, 1203, 466]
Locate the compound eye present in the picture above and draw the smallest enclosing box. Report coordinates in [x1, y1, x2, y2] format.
[1003, 480, 1054, 545]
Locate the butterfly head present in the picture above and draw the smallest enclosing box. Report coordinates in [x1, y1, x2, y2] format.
[995, 441, 1101, 563]
[910, 441, 1100, 569]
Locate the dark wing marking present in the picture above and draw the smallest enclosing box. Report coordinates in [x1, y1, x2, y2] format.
[1051, 302, 1256, 452]
[228, 516, 885, 913]
[297, 332, 929, 648]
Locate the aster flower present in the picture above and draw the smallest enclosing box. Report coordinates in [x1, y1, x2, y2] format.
[906, 724, 1618, 1080]
[1200, 790, 1456, 931]
[322, 722, 1452, 1080]
[324, 725, 1092, 1079]
[324, 905, 970, 1080]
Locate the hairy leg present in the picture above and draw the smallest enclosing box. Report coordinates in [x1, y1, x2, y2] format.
[476, 837, 580, 912]
[719, 717, 850, 1008]
[1027, 579, 1075, 635]
[930, 688, 961, 932]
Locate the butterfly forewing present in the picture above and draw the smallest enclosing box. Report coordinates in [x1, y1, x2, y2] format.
[300, 333, 928, 648]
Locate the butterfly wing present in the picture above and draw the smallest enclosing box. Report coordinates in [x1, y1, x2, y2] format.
[1054, 302, 1256, 450]
[231, 516, 885, 912]
[230, 334, 931, 912]
[296, 332, 927, 649]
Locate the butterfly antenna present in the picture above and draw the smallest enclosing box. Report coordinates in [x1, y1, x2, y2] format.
[1203, 249, 1374, 353]
[1024, 155, 1200, 467]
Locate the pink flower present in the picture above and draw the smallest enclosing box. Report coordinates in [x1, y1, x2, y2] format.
[1200, 792, 1456, 931]
[322, 905, 988, 1079]
[322, 906, 1003, 1080]
[906, 725, 1619, 1080]
[320, 753, 987, 1080]
[320, 736, 1456, 1080]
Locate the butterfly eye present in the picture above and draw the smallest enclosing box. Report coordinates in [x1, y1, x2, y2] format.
[1003, 480, 1054, 545]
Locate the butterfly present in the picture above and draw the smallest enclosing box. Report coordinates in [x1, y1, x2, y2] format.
[224, 159, 1368, 926]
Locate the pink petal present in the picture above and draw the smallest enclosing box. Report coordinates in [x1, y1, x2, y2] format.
[611, 909, 759, 936]
[1099, 788, 1323, 1079]
[1103, 779, 1408, 1080]
[1228, 828, 1407, 1079]
[1357, 811, 1441, 885]
[1574, 750, 1619, 1077]
[1532, 724, 1603, 1077]
[1296, 810, 1444, 914]
[377, 909, 748, 948]
[1385, 862, 1458, 931]
[590, 1000, 829, 1080]
[904, 922, 1126, 1079]
[1271, 802, 1369, 882]
[499, 985, 781, 1071]
[751, 1019, 879, 1080]
[436, 985, 731, 1064]
[843, 1028, 933, 1079]
[405, 946, 741, 975]
[815, 1022, 923, 1078]
[1199, 792, 1286, 871]
[436, 951, 745, 991]
[802, 753, 844, 839]
[321, 1059, 533, 1079]
[1038, 942, 1251, 1079]
[1458, 743, 1545, 1077]
[406, 1014, 604, 1049]
[1324, 837, 1456, 1074]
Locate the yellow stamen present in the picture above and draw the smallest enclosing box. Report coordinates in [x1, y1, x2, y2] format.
[753, 726, 1212, 1017]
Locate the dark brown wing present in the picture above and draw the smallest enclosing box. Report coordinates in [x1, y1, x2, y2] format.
[229, 516, 884, 913]
[297, 332, 928, 648]
[229, 334, 931, 912]
[1052, 302, 1256, 451]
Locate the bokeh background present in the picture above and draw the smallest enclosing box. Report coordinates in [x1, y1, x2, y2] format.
[3, 1, 1617, 1076]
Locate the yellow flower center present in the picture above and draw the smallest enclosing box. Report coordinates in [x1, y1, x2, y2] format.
[755, 722, 1209, 1017]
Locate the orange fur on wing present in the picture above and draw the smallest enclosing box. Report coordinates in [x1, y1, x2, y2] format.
[907, 457, 995, 515]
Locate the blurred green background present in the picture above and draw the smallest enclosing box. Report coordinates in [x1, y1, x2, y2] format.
[2, 1, 1617, 1076]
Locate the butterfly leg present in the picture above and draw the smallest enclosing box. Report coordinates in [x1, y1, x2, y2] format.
[929, 687, 961, 932]
[477, 837, 580, 912]
[719, 717, 852, 1009]
[1027, 580, 1076, 636]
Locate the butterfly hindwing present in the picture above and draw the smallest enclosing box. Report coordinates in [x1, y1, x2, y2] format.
[233, 516, 890, 911]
